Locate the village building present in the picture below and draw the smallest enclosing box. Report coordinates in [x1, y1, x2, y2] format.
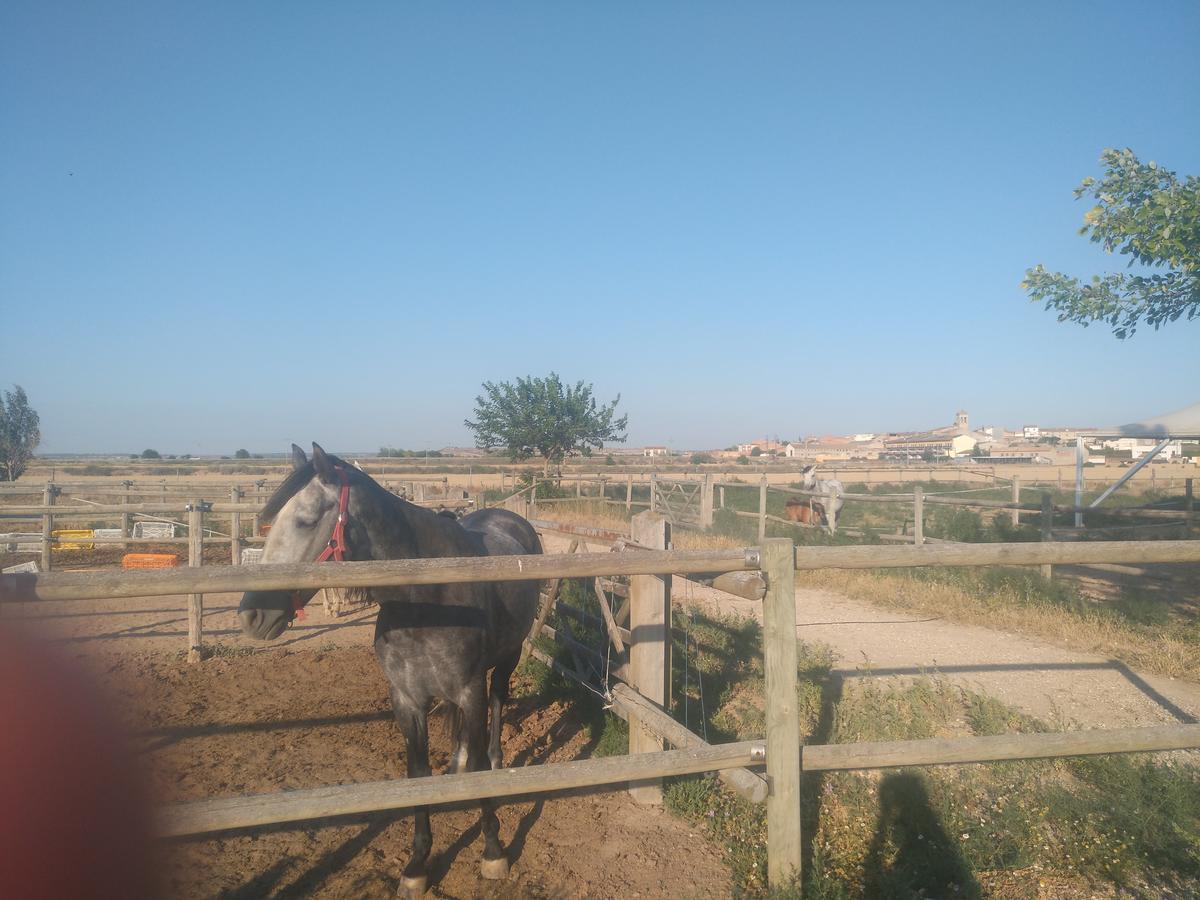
[882, 410, 991, 459]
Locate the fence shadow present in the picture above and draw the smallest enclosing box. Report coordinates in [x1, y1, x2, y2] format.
[801, 668, 843, 886]
[831, 660, 1198, 724]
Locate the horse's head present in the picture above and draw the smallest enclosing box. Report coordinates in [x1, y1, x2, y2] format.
[799, 464, 817, 489]
[238, 442, 355, 641]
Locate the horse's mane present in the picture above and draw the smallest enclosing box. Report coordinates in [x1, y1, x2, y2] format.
[259, 454, 393, 523]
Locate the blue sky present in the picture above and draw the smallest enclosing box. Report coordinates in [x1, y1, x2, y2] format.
[2, 2, 1197, 454]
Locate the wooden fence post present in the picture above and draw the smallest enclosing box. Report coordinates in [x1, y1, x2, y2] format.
[719, 484, 726, 509]
[626, 473, 633, 512]
[1040, 493, 1054, 579]
[650, 473, 658, 512]
[762, 538, 801, 889]
[758, 475, 768, 541]
[230, 486, 243, 565]
[1185, 479, 1194, 531]
[1010, 476, 1021, 527]
[700, 473, 714, 529]
[121, 480, 134, 550]
[913, 486, 924, 546]
[41, 483, 59, 572]
[628, 511, 671, 804]
[186, 501, 211, 663]
[252, 479, 266, 537]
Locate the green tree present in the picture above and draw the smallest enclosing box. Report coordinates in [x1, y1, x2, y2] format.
[141, 449, 161, 459]
[465, 373, 628, 474]
[0, 385, 41, 481]
[1023, 149, 1199, 338]
[234, 448, 251, 459]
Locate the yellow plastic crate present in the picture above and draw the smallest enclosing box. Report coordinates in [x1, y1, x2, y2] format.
[52, 529, 94, 550]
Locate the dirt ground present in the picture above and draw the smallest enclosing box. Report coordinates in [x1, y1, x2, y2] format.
[2, 577, 730, 898]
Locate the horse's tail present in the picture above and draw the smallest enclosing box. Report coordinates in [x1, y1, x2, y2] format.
[432, 701, 470, 773]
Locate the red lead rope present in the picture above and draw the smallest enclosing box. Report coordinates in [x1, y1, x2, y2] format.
[292, 466, 351, 618]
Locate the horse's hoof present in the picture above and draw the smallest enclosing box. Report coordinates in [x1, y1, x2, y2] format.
[400, 874, 427, 897]
[480, 856, 509, 880]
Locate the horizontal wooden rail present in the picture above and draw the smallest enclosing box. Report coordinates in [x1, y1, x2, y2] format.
[793, 539, 1200, 570]
[803, 723, 1200, 771]
[158, 739, 762, 838]
[610, 683, 768, 803]
[0, 499, 473, 516]
[1, 549, 760, 603]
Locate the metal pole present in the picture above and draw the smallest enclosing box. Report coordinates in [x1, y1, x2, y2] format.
[758, 475, 768, 541]
[913, 486, 924, 546]
[1075, 437, 1085, 528]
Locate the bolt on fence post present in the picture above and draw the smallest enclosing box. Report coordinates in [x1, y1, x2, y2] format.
[186, 500, 211, 663]
[762, 538, 801, 890]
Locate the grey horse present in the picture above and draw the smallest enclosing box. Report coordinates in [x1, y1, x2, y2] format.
[238, 443, 542, 895]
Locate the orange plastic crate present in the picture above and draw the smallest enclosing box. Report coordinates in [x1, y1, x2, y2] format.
[122, 553, 180, 570]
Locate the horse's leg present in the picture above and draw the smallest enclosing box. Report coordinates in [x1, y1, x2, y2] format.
[462, 675, 508, 879]
[392, 698, 433, 897]
[488, 652, 519, 771]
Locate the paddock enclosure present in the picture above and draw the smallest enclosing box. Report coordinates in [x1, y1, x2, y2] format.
[3, 469, 1199, 897]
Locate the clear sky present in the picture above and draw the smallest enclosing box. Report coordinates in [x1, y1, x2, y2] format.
[2, 2, 1197, 455]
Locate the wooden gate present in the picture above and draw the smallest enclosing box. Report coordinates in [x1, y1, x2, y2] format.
[653, 478, 703, 528]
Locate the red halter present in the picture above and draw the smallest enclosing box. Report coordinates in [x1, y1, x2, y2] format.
[292, 465, 351, 617]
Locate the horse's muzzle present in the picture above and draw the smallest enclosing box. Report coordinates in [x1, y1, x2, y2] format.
[237, 591, 295, 641]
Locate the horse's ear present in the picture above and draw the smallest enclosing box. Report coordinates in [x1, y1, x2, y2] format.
[311, 442, 337, 484]
[291, 444, 308, 470]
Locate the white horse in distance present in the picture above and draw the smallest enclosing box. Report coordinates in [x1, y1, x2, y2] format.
[799, 465, 845, 534]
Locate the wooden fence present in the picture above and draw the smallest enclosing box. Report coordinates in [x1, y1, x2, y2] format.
[3, 528, 1200, 892]
[516, 473, 1195, 547]
[0, 488, 474, 574]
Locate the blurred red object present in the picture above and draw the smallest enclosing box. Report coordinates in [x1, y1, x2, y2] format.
[0, 628, 158, 899]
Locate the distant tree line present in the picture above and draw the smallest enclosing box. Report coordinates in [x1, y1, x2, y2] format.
[379, 447, 443, 458]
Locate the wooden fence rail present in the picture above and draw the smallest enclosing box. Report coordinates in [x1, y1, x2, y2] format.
[0, 548, 759, 603]
[5, 527, 1200, 894]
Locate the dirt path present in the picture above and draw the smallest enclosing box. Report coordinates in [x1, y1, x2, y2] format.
[542, 530, 1200, 730]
